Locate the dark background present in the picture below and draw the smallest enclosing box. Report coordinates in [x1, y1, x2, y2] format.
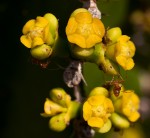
[1, 0, 150, 138]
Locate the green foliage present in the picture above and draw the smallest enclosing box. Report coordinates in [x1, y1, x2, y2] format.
[98, 0, 129, 27]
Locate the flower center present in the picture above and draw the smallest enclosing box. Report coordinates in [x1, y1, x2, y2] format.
[92, 105, 106, 117]
[30, 27, 44, 39]
[77, 24, 93, 38]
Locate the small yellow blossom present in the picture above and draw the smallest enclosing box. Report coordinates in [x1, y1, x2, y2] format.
[83, 95, 114, 129]
[66, 10, 105, 48]
[106, 35, 136, 70]
[114, 90, 140, 122]
[121, 91, 140, 122]
[115, 35, 136, 70]
[20, 16, 54, 48]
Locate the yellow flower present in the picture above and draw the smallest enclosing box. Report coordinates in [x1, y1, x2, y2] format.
[115, 35, 136, 70]
[20, 16, 54, 48]
[66, 10, 105, 48]
[114, 90, 140, 122]
[121, 91, 140, 122]
[83, 95, 114, 129]
[106, 35, 136, 70]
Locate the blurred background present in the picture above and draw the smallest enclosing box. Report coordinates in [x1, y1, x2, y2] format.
[1, 0, 150, 138]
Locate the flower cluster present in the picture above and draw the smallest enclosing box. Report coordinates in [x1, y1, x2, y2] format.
[19, 5, 141, 137]
[65, 8, 136, 75]
[82, 83, 141, 133]
[20, 13, 58, 60]
[41, 88, 80, 132]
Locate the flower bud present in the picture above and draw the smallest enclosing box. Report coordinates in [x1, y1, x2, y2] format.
[70, 44, 94, 61]
[110, 112, 130, 129]
[49, 113, 67, 132]
[70, 43, 105, 64]
[105, 43, 115, 60]
[106, 27, 122, 44]
[44, 98, 67, 116]
[30, 44, 52, 60]
[44, 13, 58, 39]
[49, 88, 71, 108]
[95, 119, 112, 133]
[89, 87, 109, 97]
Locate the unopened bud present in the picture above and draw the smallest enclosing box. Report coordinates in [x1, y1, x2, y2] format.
[49, 113, 67, 132]
[110, 112, 130, 129]
[70, 44, 94, 61]
[44, 13, 58, 39]
[106, 27, 122, 44]
[30, 44, 52, 60]
[49, 88, 71, 107]
[95, 119, 112, 133]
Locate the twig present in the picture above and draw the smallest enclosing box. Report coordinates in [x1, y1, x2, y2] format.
[79, 0, 101, 19]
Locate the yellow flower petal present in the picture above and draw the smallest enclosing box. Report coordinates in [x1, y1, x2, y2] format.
[116, 44, 135, 58]
[128, 112, 140, 122]
[76, 23, 93, 37]
[116, 56, 134, 70]
[32, 37, 44, 48]
[43, 24, 54, 45]
[122, 107, 131, 116]
[123, 92, 140, 107]
[92, 18, 105, 38]
[66, 17, 78, 35]
[117, 35, 130, 42]
[88, 117, 104, 128]
[35, 16, 49, 27]
[83, 101, 92, 121]
[104, 98, 114, 113]
[20, 35, 32, 48]
[75, 12, 92, 24]
[86, 34, 102, 48]
[128, 41, 136, 57]
[67, 34, 86, 48]
[121, 91, 140, 122]
[22, 19, 35, 34]
[70, 8, 89, 17]
[87, 95, 105, 106]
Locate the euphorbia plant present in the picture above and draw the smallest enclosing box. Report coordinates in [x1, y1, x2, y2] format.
[20, 0, 141, 138]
